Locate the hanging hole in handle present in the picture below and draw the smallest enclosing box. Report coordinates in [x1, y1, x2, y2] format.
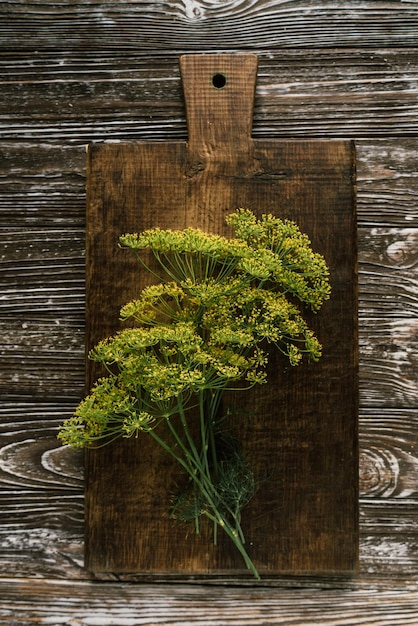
[212, 73, 226, 89]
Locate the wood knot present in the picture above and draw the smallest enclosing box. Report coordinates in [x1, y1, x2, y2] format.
[385, 230, 418, 267]
[185, 161, 205, 178]
[359, 447, 399, 497]
[183, 0, 204, 20]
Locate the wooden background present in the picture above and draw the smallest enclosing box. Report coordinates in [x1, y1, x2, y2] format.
[1, 1, 418, 623]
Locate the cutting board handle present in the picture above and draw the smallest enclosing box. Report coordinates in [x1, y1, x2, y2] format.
[180, 54, 258, 153]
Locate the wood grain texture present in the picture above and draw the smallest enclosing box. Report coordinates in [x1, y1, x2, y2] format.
[1, 0, 418, 617]
[1, 1, 418, 51]
[2, 578, 418, 625]
[2, 50, 418, 141]
[1, 138, 417, 227]
[359, 319, 418, 407]
[358, 228, 418, 317]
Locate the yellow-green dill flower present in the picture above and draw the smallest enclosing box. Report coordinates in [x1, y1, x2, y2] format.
[57, 375, 140, 448]
[238, 257, 270, 280]
[226, 208, 331, 311]
[180, 276, 246, 305]
[209, 326, 255, 348]
[287, 344, 302, 366]
[122, 411, 155, 437]
[302, 330, 322, 361]
[58, 418, 90, 449]
[121, 227, 230, 258]
[120, 282, 188, 324]
[245, 369, 268, 385]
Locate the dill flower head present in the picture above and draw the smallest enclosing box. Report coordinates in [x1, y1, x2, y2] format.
[227, 208, 331, 311]
[122, 411, 156, 437]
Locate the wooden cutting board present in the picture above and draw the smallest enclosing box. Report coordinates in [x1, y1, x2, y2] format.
[84, 54, 358, 577]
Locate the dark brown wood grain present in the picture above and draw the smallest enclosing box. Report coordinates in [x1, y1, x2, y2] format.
[84, 54, 358, 576]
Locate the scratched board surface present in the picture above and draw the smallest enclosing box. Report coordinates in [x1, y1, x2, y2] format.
[84, 55, 358, 576]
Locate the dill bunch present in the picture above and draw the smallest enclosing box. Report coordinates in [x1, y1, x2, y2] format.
[58, 208, 331, 579]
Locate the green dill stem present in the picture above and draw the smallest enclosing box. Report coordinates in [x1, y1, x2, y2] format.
[166, 403, 231, 519]
[205, 388, 248, 548]
[203, 509, 260, 580]
[199, 389, 217, 543]
[177, 395, 240, 527]
[207, 394, 219, 479]
[206, 390, 221, 511]
[151, 405, 259, 579]
[154, 250, 180, 282]
[184, 252, 196, 281]
[177, 399, 203, 470]
[198, 391, 211, 478]
[131, 250, 166, 284]
[149, 423, 260, 579]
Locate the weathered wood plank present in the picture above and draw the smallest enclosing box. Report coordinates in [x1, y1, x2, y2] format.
[0, 403, 85, 579]
[2, 515, 418, 580]
[1, 2, 418, 51]
[358, 228, 418, 317]
[2, 139, 418, 235]
[2, 578, 418, 624]
[1, 51, 418, 140]
[356, 139, 418, 227]
[3, 226, 418, 318]
[1, 138, 418, 228]
[3, 228, 418, 319]
[360, 409, 418, 499]
[0, 229, 85, 315]
[0, 319, 84, 400]
[359, 319, 418, 408]
[4, 407, 416, 503]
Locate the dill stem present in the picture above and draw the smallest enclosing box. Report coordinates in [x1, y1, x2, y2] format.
[149, 407, 259, 579]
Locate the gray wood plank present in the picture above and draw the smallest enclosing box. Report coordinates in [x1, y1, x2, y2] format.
[1, 578, 418, 624]
[1, 51, 418, 140]
[1, 3, 418, 50]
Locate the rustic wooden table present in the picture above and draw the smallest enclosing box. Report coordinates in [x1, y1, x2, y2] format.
[1, 2, 418, 623]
